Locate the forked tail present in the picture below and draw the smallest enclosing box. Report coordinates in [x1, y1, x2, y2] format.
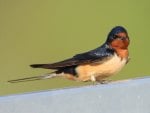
[8, 72, 59, 83]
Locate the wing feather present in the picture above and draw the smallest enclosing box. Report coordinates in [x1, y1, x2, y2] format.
[30, 44, 114, 69]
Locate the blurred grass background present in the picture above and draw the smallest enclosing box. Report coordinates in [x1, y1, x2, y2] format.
[0, 0, 150, 96]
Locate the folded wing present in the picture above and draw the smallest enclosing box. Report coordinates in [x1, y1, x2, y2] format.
[30, 44, 114, 69]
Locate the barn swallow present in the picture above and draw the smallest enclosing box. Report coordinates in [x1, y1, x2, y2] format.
[8, 26, 130, 83]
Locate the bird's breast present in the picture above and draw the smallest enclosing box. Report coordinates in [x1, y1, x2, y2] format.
[76, 53, 127, 81]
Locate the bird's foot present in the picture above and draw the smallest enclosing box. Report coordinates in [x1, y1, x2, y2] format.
[96, 79, 112, 84]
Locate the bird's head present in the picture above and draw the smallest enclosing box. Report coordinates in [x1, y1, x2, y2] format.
[106, 26, 130, 49]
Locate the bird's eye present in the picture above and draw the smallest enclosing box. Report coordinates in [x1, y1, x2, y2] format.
[120, 37, 126, 40]
[113, 35, 118, 39]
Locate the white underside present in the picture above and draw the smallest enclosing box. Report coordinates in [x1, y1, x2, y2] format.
[76, 53, 127, 81]
[94, 53, 127, 76]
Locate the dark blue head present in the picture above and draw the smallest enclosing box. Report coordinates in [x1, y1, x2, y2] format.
[106, 26, 128, 43]
[106, 26, 130, 49]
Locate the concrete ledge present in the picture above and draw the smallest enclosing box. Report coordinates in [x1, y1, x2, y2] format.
[0, 77, 150, 113]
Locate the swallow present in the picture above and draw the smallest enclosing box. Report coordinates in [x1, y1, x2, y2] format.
[8, 26, 130, 83]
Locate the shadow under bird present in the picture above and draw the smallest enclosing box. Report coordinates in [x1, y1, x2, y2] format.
[8, 26, 130, 83]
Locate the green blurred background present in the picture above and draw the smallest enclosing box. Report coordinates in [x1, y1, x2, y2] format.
[0, 0, 150, 96]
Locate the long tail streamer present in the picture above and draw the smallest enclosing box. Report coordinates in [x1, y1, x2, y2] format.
[8, 73, 58, 83]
